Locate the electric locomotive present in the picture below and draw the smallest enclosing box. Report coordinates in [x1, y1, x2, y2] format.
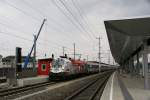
[49, 56, 112, 80]
[49, 56, 72, 79]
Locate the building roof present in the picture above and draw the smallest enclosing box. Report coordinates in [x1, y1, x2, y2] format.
[2, 56, 34, 62]
[104, 17, 150, 64]
[38, 58, 53, 62]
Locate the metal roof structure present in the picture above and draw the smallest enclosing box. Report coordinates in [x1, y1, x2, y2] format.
[104, 17, 150, 64]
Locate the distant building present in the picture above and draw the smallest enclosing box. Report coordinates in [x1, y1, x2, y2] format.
[2, 56, 35, 68]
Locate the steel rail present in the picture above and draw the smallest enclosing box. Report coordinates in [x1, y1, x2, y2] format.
[65, 72, 112, 100]
[0, 82, 55, 97]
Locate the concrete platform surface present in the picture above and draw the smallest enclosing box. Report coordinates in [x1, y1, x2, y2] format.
[121, 74, 150, 100]
[17, 75, 49, 87]
[101, 71, 150, 100]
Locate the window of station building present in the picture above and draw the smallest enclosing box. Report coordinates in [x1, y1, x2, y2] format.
[41, 64, 46, 71]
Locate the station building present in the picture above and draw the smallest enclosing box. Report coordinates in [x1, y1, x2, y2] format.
[37, 58, 53, 75]
[2, 56, 34, 68]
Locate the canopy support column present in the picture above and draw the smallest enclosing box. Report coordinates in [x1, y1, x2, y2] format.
[136, 53, 140, 75]
[142, 42, 149, 90]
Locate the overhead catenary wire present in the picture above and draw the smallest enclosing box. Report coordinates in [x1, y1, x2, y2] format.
[0, 19, 73, 48]
[3, 0, 40, 22]
[5, 0, 76, 41]
[23, 0, 82, 44]
[0, 24, 83, 58]
[76, 0, 98, 34]
[70, 0, 98, 55]
[58, 0, 95, 42]
[3, 0, 92, 49]
[50, 0, 90, 42]
[0, 0, 77, 50]
[0, 31, 73, 53]
[0, 31, 69, 57]
[3, 0, 75, 43]
[0, 24, 71, 54]
[63, 0, 96, 42]
[0, 0, 96, 59]
[71, 0, 96, 38]
[50, 0, 82, 31]
[21, 0, 70, 33]
[58, 0, 97, 57]
[50, 0, 92, 54]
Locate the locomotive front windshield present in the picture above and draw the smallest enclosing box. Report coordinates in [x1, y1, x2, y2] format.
[52, 58, 64, 68]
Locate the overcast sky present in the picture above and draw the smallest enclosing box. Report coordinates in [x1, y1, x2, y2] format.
[0, 0, 150, 64]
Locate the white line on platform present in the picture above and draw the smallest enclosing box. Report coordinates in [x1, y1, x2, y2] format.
[109, 72, 115, 100]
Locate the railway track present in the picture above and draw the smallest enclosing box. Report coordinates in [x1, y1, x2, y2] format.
[65, 72, 112, 100]
[0, 71, 113, 100]
[0, 81, 56, 97]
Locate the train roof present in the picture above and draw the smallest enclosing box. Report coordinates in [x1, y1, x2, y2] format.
[57, 57, 71, 62]
[87, 61, 113, 66]
[38, 58, 53, 62]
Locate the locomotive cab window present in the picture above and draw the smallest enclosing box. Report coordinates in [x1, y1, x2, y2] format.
[41, 64, 46, 71]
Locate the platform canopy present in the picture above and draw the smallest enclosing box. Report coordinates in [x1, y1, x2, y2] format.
[104, 17, 150, 64]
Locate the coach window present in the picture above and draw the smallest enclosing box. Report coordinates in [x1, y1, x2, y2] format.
[41, 64, 46, 71]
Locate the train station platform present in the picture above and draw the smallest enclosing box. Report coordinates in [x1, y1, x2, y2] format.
[101, 71, 150, 100]
[17, 75, 49, 87]
[0, 75, 49, 90]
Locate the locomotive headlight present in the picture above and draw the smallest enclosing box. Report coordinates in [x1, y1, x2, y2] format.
[62, 66, 65, 70]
